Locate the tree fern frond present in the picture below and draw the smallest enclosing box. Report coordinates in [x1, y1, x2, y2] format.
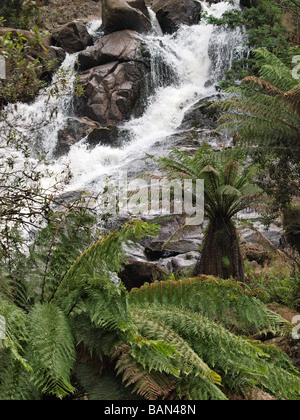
[74, 363, 139, 400]
[0, 297, 30, 370]
[27, 303, 76, 398]
[129, 277, 282, 334]
[135, 306, 300, 400]
[114, 345, 177, 400]
[52, 220, 160, 312]
[284, 84, 300, 117]
[131, 311, 221, 385]
[243, 75, 284, 95]
[252, 48, 297, 92]
[71, 314, 122, 360]
[0, 350, 40, 400]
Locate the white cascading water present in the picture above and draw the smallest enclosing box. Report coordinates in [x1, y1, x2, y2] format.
[2, 1, 248, 197]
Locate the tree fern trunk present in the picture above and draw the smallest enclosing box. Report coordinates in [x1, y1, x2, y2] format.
[196, 217, 244, 282]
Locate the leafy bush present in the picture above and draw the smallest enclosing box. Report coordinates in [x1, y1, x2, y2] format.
[246, 261, 300, 310]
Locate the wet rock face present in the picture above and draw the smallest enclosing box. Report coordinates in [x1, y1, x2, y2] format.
[102, 0, 152, 34]
[54, 117, 100, 157]
[119, 241, 166, 290]
[152, 0, 202, 34]
[77, 30, 150, 71]
[74, 58, 150, 125]
[51, 21, 93, 53]
[47, 47, 67, 73]
[74, 29, 152, 125]
[180, 95, 222, 131]
[54, 117, 131, 157]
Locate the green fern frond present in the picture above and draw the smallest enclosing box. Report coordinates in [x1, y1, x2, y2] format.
[0, 350, 40, 400]
[129, 277, 276, 334]
[52, 220, 160, 313]
[27, 303, 76, 398]
[114, 345, 177, 400]
[0, 297, 30, 370]
[74, 363, 139, 400]
[131, 311, 221, 384]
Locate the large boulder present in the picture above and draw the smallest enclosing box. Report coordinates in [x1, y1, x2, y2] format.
[145, 238, 202, 259]
[54, 117, 102, 157]
[74, 29, 151, 125]
[119, 241, 166, 290]
[54, 117, 130, 157]
[119, 259, 166, 290]
[102, 0, 152, 34]
[152, 0, 202, 34]
[157, 251, 200, 276]
[240, 242, 271, 265]
[180, 95, 222, 131]
[74, 59, 150, 124]
[77, 30, 149, 71]
[51, 21, 93, 53]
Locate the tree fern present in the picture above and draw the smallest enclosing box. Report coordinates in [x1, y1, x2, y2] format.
[155, 144, 263, 281]
[52, 220, 160, 313]
[0, 218, 161, 399]
[133, 306, 298, 400]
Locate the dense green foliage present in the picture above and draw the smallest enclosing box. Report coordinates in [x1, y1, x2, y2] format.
[0, 0, 40, 30]
[206, 0, 300, 90]
[0, 0, 23, 28]
[0, 30, 44, 104]
[246, 263, 300, 310]
[1, 216, 299, 400]
[0, 0, 299, 402]
[0, 219, 161, 399]
[216, 48, 300, 214]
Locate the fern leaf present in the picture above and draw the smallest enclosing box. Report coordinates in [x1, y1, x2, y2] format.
[27, 303, 76, 398]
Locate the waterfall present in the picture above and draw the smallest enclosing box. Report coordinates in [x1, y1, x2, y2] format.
[2, 1, 248, 197]
[86, 18, 103, 39]
[2, 53, 78, 157]
[147, 7, 164, 37]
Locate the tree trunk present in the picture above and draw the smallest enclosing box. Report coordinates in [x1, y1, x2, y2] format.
[196, 217, 245, 282]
